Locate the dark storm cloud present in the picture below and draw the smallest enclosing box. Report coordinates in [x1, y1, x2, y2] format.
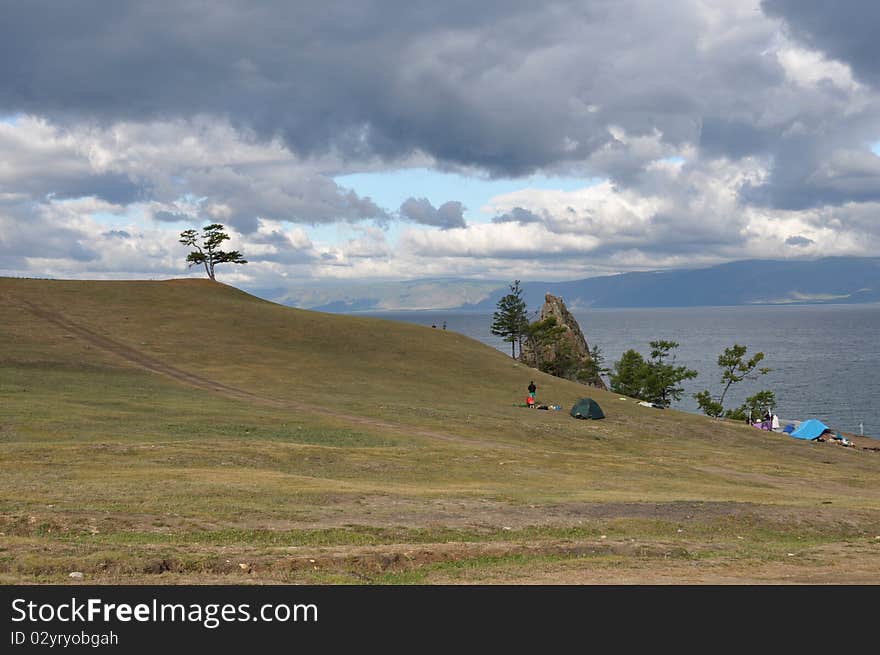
[398, 197, 465, 229]
[43, 172, 141, 205]
[248, 248, 317, 266]
[0, 121, 142, 204]
[1, 116, 396, 233]
[741, 145, 880, 209]
[492, 207, 543, 224]
[0, 199, 99, 262]
[2, 0, 880, 254]
[174, 166, 390, 233]
[0, 1, 575, 174]
[698, 119, 776, 160]
[785, 235, 813, 247]
[245, 228, 317, 264]
[248, 229, 297, 248]
[762, 0, 880, 87]
[2, 169, 139, 206]
[4, 0, 870, 218]
[0, 0, 769, 176]
[152, 211, 194, 223]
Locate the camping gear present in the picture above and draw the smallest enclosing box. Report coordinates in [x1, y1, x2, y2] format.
[570, 397, 605, 420]
[782, 423, 795, 434]
[789, 418, 831, 441]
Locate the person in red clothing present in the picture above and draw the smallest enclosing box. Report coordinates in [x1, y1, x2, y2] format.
[527, 381, 537, 407]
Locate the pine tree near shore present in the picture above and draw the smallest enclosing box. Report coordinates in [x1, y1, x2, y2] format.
[490, 280, 529, 358]
[609, 340, 697, 407]
[694, 343, 772, 418]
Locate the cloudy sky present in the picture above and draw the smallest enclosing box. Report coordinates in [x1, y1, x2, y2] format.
[2, 0, 879, 288]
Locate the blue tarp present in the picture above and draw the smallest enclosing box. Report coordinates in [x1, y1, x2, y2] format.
[790, 419, 830, 440]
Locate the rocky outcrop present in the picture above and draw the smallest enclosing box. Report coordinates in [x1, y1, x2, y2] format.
[520, 293, 607, 390]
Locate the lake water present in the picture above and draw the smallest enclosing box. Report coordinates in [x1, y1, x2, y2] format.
[360, 304, 880, 438]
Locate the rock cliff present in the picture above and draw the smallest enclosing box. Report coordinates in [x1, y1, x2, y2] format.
[519, 293, 607, 390]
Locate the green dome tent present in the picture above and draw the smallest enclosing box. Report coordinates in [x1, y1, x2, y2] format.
[570, 397, 605, 420]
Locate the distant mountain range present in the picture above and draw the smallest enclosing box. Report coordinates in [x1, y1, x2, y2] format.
[246, 257, 880, 312]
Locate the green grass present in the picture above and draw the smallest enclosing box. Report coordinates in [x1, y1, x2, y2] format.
[3, 276, 880, 584]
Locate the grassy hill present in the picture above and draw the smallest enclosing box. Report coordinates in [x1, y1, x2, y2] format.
[2, 277, 880, 584]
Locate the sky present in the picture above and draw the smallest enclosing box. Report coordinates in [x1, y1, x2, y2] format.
[1, 0, 879, 289]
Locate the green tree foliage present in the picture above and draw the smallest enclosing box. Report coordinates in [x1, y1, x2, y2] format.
[610, 341, 697, 407]
[577, 345, 607, 386]
[693, 390, 724, 418]
[524, 315, 567, 371]
[643, 340, 698, 407]
[524, 315, 606, 385]
[695, 343, 773, 418]
[610, 349, 647, 398]
[725, 390, 778, 422]
[179, 223, 247, 280]
[490, 280, 529, 358]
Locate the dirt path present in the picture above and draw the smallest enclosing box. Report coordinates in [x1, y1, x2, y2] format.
[10, 295, 290, 407]
[7, 295, 503, 449]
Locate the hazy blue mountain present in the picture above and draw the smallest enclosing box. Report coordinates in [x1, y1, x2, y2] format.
[472, 257, 880, 311]
[247, 257, 880, 312]
[247, 278, 504, 312]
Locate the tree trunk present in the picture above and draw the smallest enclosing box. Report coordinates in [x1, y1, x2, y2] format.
[532, 338, 542, 370]
[719, 379, 733, 407]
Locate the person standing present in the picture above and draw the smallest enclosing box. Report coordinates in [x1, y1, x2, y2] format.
[528, 381, 537, 401]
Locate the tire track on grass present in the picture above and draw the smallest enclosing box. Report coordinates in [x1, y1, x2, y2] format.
[7, 295, 499, 449]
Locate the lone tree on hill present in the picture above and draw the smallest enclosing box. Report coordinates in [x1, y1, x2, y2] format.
[179, 223, 247, 280]
[491, 280, 529, 358]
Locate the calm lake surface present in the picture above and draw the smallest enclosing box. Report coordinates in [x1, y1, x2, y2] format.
[360, 304, 880, 438]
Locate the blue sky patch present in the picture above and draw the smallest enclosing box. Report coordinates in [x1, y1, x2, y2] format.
[335, 168, 598, 223]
